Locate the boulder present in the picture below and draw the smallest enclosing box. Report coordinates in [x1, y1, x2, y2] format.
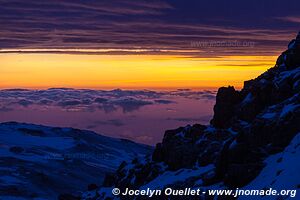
[211, 86, 241, 128]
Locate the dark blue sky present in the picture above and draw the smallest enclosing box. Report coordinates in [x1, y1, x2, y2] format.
[0, 0, 299, 57]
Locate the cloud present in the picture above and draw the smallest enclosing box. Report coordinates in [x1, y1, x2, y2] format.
[0, 106, 13, 112]
[98, 104, 118, 114]
[94, 97, 108, 103]
[0, 0, 299, 57]
[57, 100, 82, 107]
[87, 119, 125, 128]
[168, 89, 217, 100]
[0, 88, 167, 113]
[0, 88, 217, 114]
[38, 99, 54, 105]
[216, 63, 274, 67]
[154, 99, 175, 104]
[17, 99, 34, 107]
[112, 97, 153, 113]
[276, 16, 300, 23]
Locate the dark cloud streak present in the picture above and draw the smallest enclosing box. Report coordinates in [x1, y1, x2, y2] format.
[1, 0, 299, 56]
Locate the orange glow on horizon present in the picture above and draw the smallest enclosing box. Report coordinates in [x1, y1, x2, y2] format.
[0, 53, 277, 90]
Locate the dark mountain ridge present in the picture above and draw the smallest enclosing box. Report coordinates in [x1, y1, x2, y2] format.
[67, 33, 300, 200]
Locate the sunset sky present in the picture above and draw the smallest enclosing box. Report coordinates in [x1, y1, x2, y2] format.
[1, 0, 300, 89]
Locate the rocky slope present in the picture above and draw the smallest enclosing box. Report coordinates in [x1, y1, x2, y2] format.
[74, 33, 300, 200]
[0, 122, 152, 199]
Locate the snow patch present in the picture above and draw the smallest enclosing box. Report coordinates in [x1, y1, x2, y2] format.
[280, 103, 299, 118]
[261, 112, 277, 119]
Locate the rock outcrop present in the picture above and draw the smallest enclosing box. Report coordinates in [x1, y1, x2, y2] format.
[77, 32, 300, 200]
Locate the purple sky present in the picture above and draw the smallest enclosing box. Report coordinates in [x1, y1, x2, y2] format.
[0, 0, 299, 57]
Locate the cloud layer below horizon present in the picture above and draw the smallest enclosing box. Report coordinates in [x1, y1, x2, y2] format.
[0, 88, 216, 113]
[0, 88, 216, 144]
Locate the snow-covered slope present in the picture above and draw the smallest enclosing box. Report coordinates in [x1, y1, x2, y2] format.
[0, 122, 152, 199]
[240, 133, 300, 199]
